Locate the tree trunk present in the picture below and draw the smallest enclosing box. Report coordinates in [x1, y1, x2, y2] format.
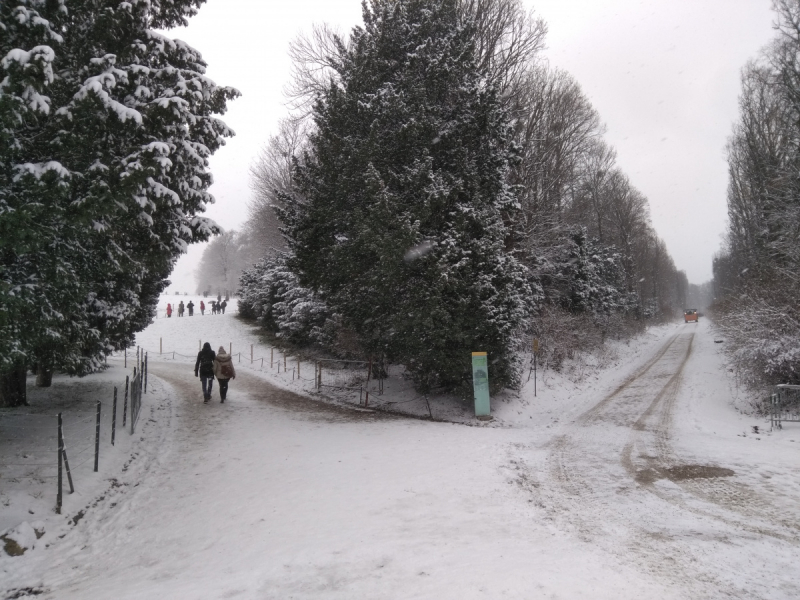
[35, 367, 53, 388]
[0, 362, 28, 407]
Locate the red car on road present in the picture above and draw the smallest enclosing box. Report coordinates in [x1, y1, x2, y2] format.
[684, 309, 698, 323]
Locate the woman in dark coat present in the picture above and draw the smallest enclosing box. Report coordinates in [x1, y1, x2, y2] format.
[194, 342, 216, 402]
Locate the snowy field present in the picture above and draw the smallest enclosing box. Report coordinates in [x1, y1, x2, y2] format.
[2, 299, 799, 599]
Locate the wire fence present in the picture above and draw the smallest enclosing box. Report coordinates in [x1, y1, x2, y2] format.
[771, 384, 800, 430]
[115, 341, 439, 419]
[0, 353, 150, 515]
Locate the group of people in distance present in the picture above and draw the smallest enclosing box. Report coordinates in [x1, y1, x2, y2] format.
[166, 298, 227, 318]
[194, 342, 236, 403]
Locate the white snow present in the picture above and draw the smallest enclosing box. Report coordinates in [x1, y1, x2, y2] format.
[12, 161, 70, 182]
[1, 304, 798, 599]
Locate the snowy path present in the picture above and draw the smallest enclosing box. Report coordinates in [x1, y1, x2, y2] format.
[520, 325, 800, 598]
[3, 320, 799, 599]
[2, 359, 683, 599]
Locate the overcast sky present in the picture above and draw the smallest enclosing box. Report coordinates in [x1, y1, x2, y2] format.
[166, 0, 776, 292]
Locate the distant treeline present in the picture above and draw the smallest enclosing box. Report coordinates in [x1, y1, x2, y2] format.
[713, 0, 800, 390]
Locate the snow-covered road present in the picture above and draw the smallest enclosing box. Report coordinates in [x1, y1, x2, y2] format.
[520, 327, 800, 598]
[2, 319, 799, 599]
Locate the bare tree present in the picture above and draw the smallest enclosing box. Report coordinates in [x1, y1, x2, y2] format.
[284, 0, 546, 118]
[568, 139, 617, 243]
[510, 66, 603, 256]
[459, 0, 547, 97]
[284, 23, 348, 119]
[712, 1, 800, 388]
[195, 230, 250, 295]
[245, 118, 310, 258]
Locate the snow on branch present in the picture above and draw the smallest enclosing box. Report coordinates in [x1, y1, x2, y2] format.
[73, 73, 143, 124]
[12, 161, 71, 182]
[145, 177, 180, 205]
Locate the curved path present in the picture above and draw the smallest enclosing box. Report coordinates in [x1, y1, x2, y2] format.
[4, 325, 798, 599]
[6, 362, 678, 599]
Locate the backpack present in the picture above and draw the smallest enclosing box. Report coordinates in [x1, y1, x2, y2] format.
[220, 361, 234, 378]
[199, 353, 215, 376]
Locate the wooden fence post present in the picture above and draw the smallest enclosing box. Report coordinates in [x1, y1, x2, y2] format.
[112, 387, 117, 446]
[123, 375, 129, 426]
[57, 413, 63, 514]
[94, 401, 101, 472]
[62, 439, 74, 494]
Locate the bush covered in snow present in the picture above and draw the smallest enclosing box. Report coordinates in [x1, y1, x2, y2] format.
[238, 255, 341, 351]
[712, 286, 800, 389]
[531, 305, 644, 373]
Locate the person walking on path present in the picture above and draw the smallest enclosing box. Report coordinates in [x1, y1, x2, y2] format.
[166, 303, 173, 318]
[210, 301, 217, 315]
[220, 300, 227, 314]
[200, 300, 205, 315]
[194, 342, 216, 403]
[178, 301, 185, 317]
[187, 300, 195, 316]
[213, 346, 236, 403]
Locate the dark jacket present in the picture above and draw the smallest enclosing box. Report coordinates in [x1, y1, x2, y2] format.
[195, 343, 216, 377]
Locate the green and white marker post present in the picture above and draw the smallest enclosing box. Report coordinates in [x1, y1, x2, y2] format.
[472, 352, 491, 418]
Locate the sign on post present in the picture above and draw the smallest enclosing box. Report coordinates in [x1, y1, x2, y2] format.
[472, 352, 490, 418]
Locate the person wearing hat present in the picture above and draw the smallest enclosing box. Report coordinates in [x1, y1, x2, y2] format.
[213, 346, 236, 403]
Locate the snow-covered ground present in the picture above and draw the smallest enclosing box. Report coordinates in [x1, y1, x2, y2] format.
[2, 302, 798, 599]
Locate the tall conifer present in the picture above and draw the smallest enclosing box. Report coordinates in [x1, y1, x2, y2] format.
[0, 0, 237, 402]
[284, 0, 530, 391]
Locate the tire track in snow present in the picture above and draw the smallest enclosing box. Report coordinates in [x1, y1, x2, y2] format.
[622, 335, 800, 544]
[537, 329, 800, 598]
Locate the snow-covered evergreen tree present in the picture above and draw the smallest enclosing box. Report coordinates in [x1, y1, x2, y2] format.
[0, 0, 237, 401]
[563, 229, 629, 318]
[282, 0, 531, 391]
[239, 255, 336, 348]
